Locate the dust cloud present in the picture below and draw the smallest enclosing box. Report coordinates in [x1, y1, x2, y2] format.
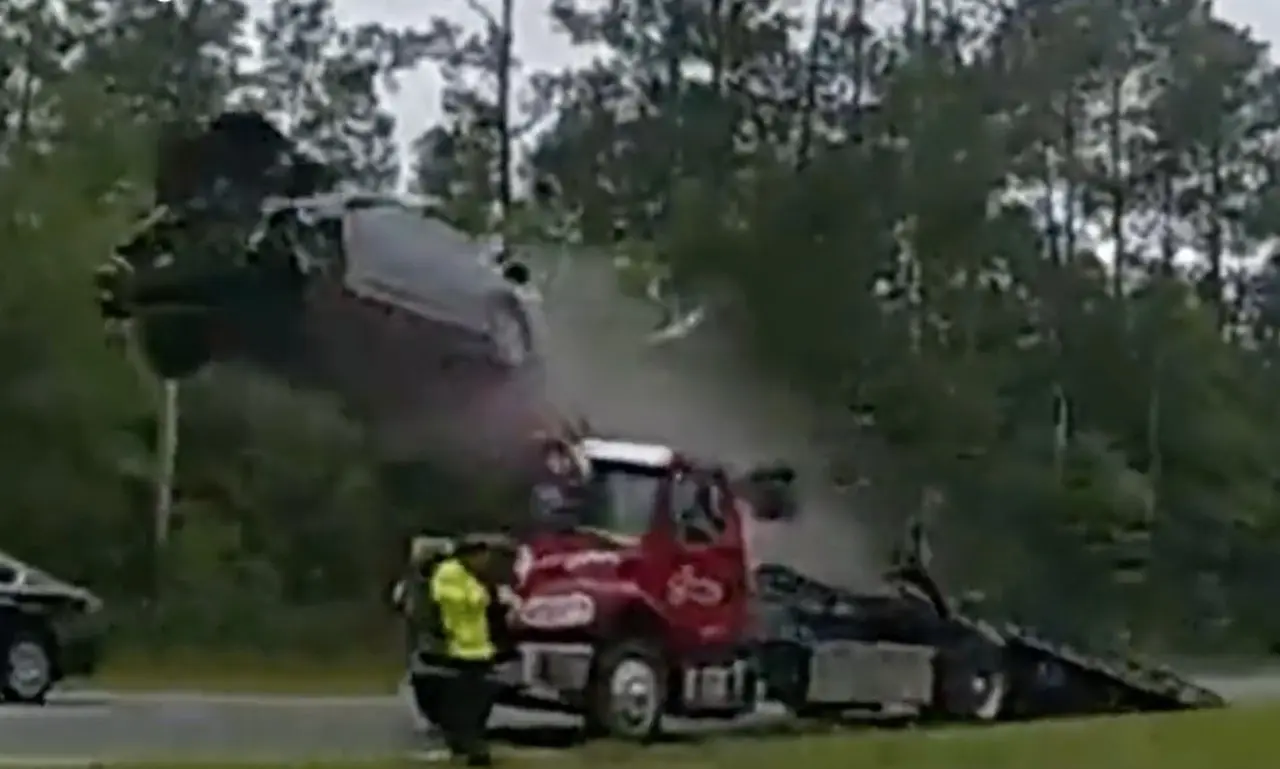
[531, 254, 884, 588]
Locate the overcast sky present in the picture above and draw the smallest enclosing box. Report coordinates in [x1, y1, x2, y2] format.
[313, 0, 1279, 146]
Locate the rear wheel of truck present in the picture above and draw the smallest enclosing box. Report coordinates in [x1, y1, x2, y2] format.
[929, 632, 1007, 722]
[583, 640, 667, 741]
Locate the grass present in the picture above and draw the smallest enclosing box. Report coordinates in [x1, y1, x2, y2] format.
[97, 648, 401, 694]
[100, 702, 1280, 768]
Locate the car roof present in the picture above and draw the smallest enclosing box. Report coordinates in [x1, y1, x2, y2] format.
[578, 438, 675, 468]
[0, 549, 94, 598]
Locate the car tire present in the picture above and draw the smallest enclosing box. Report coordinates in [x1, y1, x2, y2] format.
[583, 640, 667, 742]
[930, 632, 1007, 721]
[1, 627, 55, 705]
[483, 298, 532, 368]
[138, 309, 214, 379]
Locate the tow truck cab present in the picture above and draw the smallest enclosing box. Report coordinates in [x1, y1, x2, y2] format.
[498, 437, 793, 738]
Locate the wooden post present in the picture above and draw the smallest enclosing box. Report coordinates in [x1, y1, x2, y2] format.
[155, 379, 180, 548]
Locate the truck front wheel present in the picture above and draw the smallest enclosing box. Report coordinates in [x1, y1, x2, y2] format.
[583, 640, 667, 741]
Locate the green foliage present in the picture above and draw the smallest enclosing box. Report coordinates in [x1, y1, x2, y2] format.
[250, 0, 433, 190]
[510, 0, 1280, 649]
[3, 0, 1280, 657]
[0, 0, 426, 653]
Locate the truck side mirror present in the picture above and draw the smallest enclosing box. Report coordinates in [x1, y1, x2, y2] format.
[742, 464, 797, 521]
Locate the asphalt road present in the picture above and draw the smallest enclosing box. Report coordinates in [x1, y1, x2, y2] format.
[0, 685, 798, 765]
[3, 673, 1278, 766]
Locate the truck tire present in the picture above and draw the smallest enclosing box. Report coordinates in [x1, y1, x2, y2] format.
[583, 640, 667, 741]
[1, 627, 55, 704]
[930, 632, 1006, 721]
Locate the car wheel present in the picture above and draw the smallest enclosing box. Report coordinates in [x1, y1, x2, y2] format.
[484, 298, 531, 368]
[584, 640, 666, 741]
[2, 629, 55, 704]
[138, 309, 214, 379]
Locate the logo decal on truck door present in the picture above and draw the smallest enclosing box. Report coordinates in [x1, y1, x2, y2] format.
[517, 592, 596, 628]
[666, 565, 724, 607]
[512, 546, 622, 586]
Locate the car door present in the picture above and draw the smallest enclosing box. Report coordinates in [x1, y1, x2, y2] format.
[662, 474, 750, 648]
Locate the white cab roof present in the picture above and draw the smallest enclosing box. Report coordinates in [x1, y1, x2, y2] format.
[578, 438, 674, 468]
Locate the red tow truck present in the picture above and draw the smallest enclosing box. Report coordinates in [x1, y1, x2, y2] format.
[495, 437, 776, 739]
[403, 435, 1222, 741]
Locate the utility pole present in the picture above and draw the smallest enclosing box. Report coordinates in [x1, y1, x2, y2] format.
[154, 379, 180, 548]
[456, 0, 515, 244]
[148, 0, 207, 552]
[496, 0, 514, 235]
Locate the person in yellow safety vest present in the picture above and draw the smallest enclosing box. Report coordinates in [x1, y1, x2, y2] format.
[428, 536, 502, 766]
[399, 536, 454, 734]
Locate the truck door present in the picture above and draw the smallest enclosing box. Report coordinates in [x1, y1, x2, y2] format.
[662, 473, 750, 649]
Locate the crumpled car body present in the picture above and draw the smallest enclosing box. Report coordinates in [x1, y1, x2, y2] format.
[98, 112, 551, 468]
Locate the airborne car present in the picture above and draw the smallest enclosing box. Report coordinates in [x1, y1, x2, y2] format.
[401, 435, 1222, 740]
[96, 112, 545, 462]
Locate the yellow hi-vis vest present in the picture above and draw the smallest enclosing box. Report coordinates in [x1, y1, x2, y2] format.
[428, 557, 496, 661]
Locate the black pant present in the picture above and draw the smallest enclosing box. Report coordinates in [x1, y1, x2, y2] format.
[416, 657, 495, 762]
[410, 671, 445, 726]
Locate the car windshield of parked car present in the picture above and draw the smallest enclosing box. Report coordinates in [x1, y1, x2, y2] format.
[0, 550, 62, 588]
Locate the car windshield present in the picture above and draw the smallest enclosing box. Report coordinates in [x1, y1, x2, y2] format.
[578, 461, 663, 537]
[0, 550, 63, 588]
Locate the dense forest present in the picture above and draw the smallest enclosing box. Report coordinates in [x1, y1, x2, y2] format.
[4, 0, 1280, 656]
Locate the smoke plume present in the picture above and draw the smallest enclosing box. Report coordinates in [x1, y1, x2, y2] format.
[531, 254, 884, 588]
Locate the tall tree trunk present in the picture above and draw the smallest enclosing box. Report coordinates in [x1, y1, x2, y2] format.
[1158, 149, 1178, 273]
[11, 0, 49, 148]
[496, 0, 514, 230]
[663, 0, 686, 216]
[1107, 75, 1126, 299]
[795, 0, 829, 168]
[848, 0, 868, 140]
[1205, 137, 1226, 330]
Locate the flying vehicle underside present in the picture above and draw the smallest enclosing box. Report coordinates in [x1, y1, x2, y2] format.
[98, 112, 565, 474]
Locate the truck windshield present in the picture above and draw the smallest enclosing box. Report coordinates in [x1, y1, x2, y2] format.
[579, 461, 663, 537]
